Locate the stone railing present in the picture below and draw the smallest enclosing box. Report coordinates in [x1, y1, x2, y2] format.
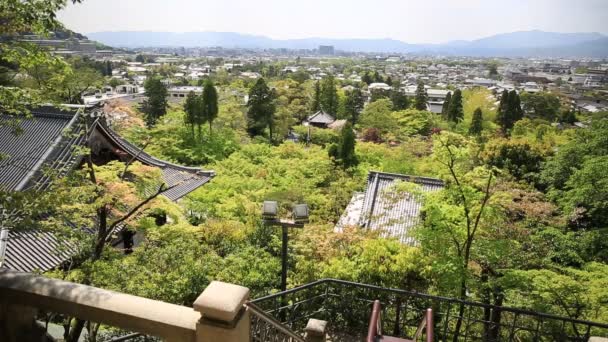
[0, 270, 252, 342]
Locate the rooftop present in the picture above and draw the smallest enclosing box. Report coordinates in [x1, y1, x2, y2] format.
[336, 171, 444, 245]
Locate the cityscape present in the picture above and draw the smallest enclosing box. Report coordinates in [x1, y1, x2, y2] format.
[1, 0, 608, 341]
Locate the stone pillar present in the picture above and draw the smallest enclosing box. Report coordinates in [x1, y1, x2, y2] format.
[0, 303, 43, 342]
[193, 281, 250, 342]
[304, 318, 328, 342]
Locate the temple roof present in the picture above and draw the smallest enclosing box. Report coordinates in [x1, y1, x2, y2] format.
[336, 171, 444, 245]
[0, 106, 214, 273]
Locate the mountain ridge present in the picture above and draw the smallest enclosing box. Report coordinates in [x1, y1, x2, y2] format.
[87, 30, 608, 57]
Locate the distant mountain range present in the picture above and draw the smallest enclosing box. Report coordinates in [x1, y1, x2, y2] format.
[87, 30, 608, 58]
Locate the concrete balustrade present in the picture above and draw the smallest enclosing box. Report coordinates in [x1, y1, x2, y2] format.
[0, 270, 252, 342]
[304, 318, 328, 342]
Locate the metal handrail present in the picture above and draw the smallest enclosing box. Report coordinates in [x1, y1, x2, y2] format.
[250, 278, 608, 329]
[366, 300, 382, 342]
[246, 301, 306, 342]
[413, 308, 434, 342]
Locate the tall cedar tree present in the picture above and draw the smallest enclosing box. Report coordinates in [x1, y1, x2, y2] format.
[414, 82, 428, 110]
[183, 91, 199, 138]
[373, 71, 383, 83]
[469, 107, 483, 135]
[496, 90, 523, 134]
[201, 80, 219, 135]
[344, 88, 365, 125]
[143, 77, 168, 127]
[311, 80, 321, 112]
[391, 90, 410, 111]
[329, 123, 358, 169]
[320, 75, 339, 115]
[441, 91, 452, 118]
[105, 61, 112, 76]
[362, 72, 373, 85]
[447, 89, 464, 123]
[247, 78, 276, 140]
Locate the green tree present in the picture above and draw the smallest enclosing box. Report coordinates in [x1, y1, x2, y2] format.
[183, 91, 199, 138]
[414, 81, 428, 111]
[358, 98, 398, 139]
[362, 72, 373, 85]
[441, 91, 452, 118]
[420, 132, 498, 340]
[311, 80, 321, 112]
[496, 90, 523, 133]
[105, 60, 112, 76]
[520, 91, 561, 121]
[108, 78, 124, 89]
[247, 78, 276, 140]
[201, 80, 219, 135]
[344, 88, 365, 125]
[142, 77, 168, 127]
[447, 89, 464, 123]
[390, 90, 410, 111]
[320, 75, 338, 115]
[468, 107, 483, 135]
[52, 63, 103, 104]
[0, 0, 82, 125]
[328, 123, 358, 169]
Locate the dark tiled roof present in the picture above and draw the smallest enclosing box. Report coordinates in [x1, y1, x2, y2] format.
[1, 230, 75, 273]
[94, 121, 215, 201]
[0, 107, 83, 191]
[1, 107, 214, 273]
[336, 171, 444, 245]
[306, 111, 335, 125]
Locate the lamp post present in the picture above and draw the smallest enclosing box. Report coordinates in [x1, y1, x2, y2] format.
[262, 201, 309, 293]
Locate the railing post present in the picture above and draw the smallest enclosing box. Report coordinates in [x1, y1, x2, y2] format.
[193, 281, 251, 342]
[0, 302, 43, 342]
[305, 318, 328, 342]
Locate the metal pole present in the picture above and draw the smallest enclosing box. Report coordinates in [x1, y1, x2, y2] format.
[281, 225, 288, 293]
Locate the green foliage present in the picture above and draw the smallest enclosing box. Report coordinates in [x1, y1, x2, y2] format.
[468, 108, 483, 135]
[344, 88, 365, 124]
[358, 99, 397, 139]
[320, 75, 339, 115]
[310, 80, 321, 112]
[521, 91, 561, 121]
[441, 91, 452, 118]
[392, 109, 434, 137]
[247, 78, 276, 140]
[541, 120, 608, 227]
[390, 90, 410, 111]
[328, 123, 358, 169]
[502, 264, 608, 323]
[142, 77, 168, 127]
[201, 80, 219, 133]
[447, 89, 464, 123]
[483, 138, 548, 184]
[496, 90, 524, 133]
[292, 125, 339, 146]
[414, 81, 428, 111]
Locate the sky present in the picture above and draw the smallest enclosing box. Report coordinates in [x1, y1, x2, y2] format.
[58, 0, 608, 44]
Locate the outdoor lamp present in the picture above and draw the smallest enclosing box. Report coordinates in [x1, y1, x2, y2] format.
[292, 204, 309, 224]
[262, 201, 279, 221]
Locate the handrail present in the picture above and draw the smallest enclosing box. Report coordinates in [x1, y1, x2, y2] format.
[366, 300, 382, 342]
[413, 308, 434, 342]
[251, 279, 608, 329]
[246, 301, 306, 342]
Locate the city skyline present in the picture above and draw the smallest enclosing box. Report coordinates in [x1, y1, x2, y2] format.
[58, 0, 608, 44]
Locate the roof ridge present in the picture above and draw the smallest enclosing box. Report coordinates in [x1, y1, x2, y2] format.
[367, 170, 444, 184]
